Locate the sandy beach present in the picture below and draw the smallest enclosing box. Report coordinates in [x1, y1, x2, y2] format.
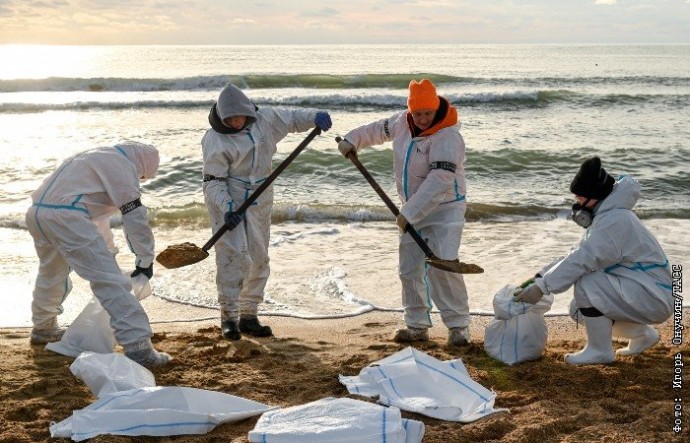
[1, 298, 687, 443]
[0, 43, 688, 443]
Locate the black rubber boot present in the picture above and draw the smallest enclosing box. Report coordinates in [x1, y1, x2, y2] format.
[239, 316, 273, 337]
[221, 320, 241, 340]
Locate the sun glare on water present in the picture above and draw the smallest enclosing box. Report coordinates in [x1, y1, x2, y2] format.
[0, 44, 109, 80]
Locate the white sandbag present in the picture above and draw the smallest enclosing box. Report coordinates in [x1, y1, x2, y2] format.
[484, 285, 554, 365]
[46, 274, 151, 357]
[400, 418, 425, 443]
[339, 347, 507, 422]
[248, 397, 424, 443]
[492, 284, 553, 320]
[50, 386, 272, 441]
[69, 352, 155, 398]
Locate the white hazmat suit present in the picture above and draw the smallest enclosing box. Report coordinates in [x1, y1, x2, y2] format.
[201, 84, 320, 328]
[536, 176, 673, 323]
[26, 142, 166, 363]
[342, 100, 470, 336]
[533, 175, 673, 363]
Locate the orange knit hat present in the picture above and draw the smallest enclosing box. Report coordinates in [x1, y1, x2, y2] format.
[407, 79, 440, 112]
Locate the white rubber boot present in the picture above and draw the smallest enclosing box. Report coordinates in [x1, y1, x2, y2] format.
[613, 321, 660, 356]
[565, 316, 615, 365]
[124, 338, 172, 368]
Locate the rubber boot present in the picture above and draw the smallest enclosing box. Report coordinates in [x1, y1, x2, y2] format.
[447, 327, 470, 346]
[392, 327, 429, 343]
[565, 316, 615, 365]
[30, 318, 66, 345]
[123, 338, 171, 368]
[221, 320, 242, 340]
[613, 321, 660, 356]
[239, 316, 272, 337]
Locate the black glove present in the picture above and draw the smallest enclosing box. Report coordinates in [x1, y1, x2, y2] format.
[131, 264, 153, 279]
[224, 211, 243, 230]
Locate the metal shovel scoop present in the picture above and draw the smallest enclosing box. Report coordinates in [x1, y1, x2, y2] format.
[337, 137, 483, 274]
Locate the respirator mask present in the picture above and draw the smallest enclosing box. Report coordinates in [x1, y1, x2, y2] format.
[571, 198, 594, 228]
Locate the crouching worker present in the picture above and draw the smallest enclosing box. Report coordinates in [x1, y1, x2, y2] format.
[514, 156, 673, 365]
[202, 83, 332, 340]
[26, 142, 171, 368]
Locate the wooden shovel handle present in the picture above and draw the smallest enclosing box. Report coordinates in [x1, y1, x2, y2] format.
[337, 137, 436, 259]
[202, 127, 322, 251]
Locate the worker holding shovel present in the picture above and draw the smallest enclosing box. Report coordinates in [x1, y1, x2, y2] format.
[337, 79, 474, 347]
[201, 83, 332, 340]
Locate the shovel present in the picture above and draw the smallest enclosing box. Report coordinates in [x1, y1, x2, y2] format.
[156, 127, 322, 269]
[336, 137, 483, 274]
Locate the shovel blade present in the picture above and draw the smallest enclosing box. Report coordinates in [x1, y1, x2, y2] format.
[156, 242, 209, 269]
[426, 257, 484, 274]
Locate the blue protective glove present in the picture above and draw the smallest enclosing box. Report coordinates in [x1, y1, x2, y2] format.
[131, 264, 153, 280]
[314, 112, 332, 131]
[224, 211, 243, 230]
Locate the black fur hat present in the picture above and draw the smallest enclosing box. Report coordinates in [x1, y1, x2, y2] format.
[569, 156, 615, 200]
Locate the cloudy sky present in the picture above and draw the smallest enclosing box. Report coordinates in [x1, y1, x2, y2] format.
[1, 0, 689, 45]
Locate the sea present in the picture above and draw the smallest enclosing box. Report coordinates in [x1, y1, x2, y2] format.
[1, 44, 688, 327]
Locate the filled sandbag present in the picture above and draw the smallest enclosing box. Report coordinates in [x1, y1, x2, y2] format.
[484, 284, 554, 365]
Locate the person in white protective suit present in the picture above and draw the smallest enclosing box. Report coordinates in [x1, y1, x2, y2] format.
[337, 79, 471, 347]
[202, 83, 332, 340]
[514, 156, 673, 365]
[25, 142, 171, 368]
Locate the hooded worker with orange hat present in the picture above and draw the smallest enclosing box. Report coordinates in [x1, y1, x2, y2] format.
[337, 79, 471, 346]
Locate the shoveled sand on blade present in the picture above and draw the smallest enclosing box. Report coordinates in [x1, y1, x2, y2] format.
[156, 242, 209, 269]
[426, 257, 484, 274]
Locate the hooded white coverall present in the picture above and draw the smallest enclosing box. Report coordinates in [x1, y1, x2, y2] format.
[25, 142, 159, 346]
[535, 176, 673, 325]
[343, 109, 470, 330]
[201, 93, 318, 322]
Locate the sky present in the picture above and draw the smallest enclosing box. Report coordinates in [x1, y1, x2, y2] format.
[0, 0, 689, 45]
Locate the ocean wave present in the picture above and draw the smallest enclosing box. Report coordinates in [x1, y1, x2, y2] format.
[89, 200, 690, 226]
[2, 73, 688, 93]
[1, 201, 687, 232]
[2, 90, 688, 113]
[116, 204, 690, 225]
[0, 74, 457, 92]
